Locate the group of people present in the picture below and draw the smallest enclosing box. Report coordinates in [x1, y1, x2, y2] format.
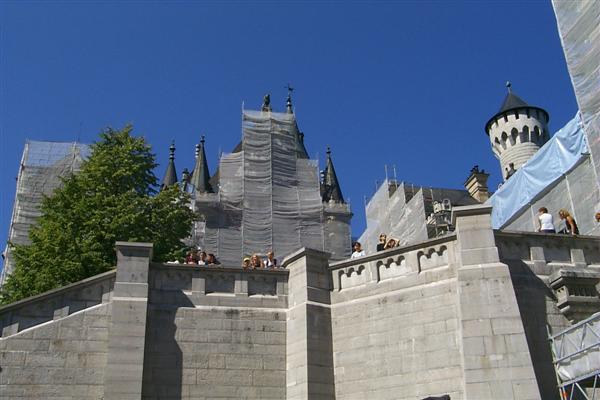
[537, 207, 581, 235]
[351, 233, 400, 259]
[183, 249, 219, 265]
[242, 251, 278, 270]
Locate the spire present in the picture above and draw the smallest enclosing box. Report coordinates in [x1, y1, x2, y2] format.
[190, 135, 213, 194]
[321, 146, 345, 203]
[285, 83, 294, 114]
[160, 141, 178, 191]
[498, 82, 528, 113]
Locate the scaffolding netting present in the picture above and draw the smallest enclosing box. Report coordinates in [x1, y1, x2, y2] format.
[1, 141, 89, 283]
[191, 110, 347, 265]
[359, 180, 428, 253]
[553, 0, 600, 199]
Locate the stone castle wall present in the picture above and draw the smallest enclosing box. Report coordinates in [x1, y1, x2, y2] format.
[1, 205, 599, 399]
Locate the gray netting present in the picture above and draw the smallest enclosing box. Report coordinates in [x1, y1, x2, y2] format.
[190, 110, 345, 265]
[1, 141, 89, 283]
[359, 181, 435, 254]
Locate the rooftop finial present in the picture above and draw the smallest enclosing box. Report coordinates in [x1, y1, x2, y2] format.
[169, 140, 176, 161]
[261, 93, 272, 112]
[326, 146, 331, 157]
[285, 83, 294, 114]
[200, 135, 205, 145]
[506, 81, 512, 93]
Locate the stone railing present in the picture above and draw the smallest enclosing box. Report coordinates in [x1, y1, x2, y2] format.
[0, 269, 115, 338]
[329, 235, 457, 291]
[148, 263, 289, 309]
[496, 230, 600, 323]
[495, 230, 600, 270]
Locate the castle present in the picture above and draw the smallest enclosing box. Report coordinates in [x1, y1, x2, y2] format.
[1, 2, 600, 399]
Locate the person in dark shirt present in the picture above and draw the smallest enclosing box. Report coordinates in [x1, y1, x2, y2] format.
[376, 234, 387, 251]
[558, 209, 579, 235]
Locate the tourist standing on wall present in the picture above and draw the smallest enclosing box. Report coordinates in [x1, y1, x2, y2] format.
[351, 242, 365, 258]
[376, 234, 387, 251]
[537, 207, 556, 233]
[265, 251, 277, 268]
[558, 209, 579, 235]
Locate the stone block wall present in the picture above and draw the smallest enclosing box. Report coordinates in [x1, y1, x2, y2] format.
[496, 231, 600, 399]
[0, 303, 111, 399]
[329, 238, 464, 399]
[142, 307, 286, 400]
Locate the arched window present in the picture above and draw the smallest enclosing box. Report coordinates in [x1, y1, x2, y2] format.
[533, 126, 540, 144]
[520, 126, 529, 143]
[510, 128, 518, 145]
[493, 137, 502, 155]
[501, 131, 508, 150]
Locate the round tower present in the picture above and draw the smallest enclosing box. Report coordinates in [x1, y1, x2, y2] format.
[485, 82, 550, 180]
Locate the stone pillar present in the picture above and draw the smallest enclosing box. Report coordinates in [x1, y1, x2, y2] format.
[283, 248, 335, 400]
[103, 242, 153, 400]
[452, 205, 541, 400]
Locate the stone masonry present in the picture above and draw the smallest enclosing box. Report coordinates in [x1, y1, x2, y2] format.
[1, 205, 599, 399]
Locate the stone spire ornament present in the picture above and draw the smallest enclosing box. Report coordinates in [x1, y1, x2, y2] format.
[321, 146, 345, 204]
[261, 93, 272, 112]
[190, 135, 213, 194]
[160, 140, 178, 190]
[285, 83, 294, 114]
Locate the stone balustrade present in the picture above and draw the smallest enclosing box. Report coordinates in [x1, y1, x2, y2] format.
[0, 269, 115, 338]
[148, 263, 288, 309]
[495, 230, 600, 270]
[329, 235, 457, 292]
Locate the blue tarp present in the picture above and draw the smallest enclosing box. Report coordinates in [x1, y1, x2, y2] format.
[487, 114, 588, 229]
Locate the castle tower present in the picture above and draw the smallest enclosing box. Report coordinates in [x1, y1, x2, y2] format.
[159, 141, 178, 190]
[485, 82, 550, 180]
[321, 147, 352, 259]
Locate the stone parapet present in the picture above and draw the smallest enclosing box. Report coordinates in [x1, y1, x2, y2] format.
[0, 269, 115, 338]
[148, 263, 288, 309]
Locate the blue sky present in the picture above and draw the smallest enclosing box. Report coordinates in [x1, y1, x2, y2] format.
[0, 1, 578, 255]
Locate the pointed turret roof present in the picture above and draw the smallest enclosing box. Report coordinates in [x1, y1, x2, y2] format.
[160, 141, 178, 190]
[321, 147, 344, 203]
[485, 82, 549, 134]
[190, 136, 213, 194]
[498, 91, 528, 113]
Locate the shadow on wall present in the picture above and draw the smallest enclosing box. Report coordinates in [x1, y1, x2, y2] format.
[141, 289, 193, 399]
[506, 260, 561, 400]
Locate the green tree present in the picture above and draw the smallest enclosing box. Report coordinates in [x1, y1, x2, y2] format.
[1, 126, 196, 304]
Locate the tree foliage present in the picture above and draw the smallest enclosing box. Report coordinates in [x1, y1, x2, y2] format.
[1, 126, 196, 304]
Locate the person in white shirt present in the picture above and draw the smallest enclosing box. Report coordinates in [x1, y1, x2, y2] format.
[265, 251, 277, 268]
[537, 207, 556, 233]
[351, 242, 366, 259]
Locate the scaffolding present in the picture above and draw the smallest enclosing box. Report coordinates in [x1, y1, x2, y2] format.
[191, 110, 350, 265]
[1, 141, 89, 284]
[549, 312, 600, 400]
